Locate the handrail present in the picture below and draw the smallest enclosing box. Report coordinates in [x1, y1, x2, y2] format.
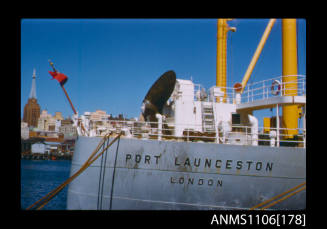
[192, 75, 305, 105]
[86, 120, 306, 148]
[240, 75, 306, 103]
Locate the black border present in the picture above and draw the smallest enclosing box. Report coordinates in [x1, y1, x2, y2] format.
[10, 15, 319, 228]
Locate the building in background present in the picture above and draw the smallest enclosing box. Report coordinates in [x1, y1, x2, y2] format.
[77, 110, 129, 136]
[79, 110, 113, 136]
[29, 130, 64, 142]
[38, 110, 52, 131]
[38, 110, 64, 132]
[59, 118, 77, 138]
[54, 112, 64, 132]
[21, 121, 29, 139]
[21, 68, 77, 158]
[54, 112, 64, 121]
[23, 69, 41, 127]
[31, 142, 46, 154]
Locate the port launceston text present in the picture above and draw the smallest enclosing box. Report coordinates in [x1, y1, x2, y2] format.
[125, 153, 273, 172]
[125, 153, 274, 188]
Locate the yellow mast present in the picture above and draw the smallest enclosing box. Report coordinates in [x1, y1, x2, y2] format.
[216, 19, 222, 88]
[216, 19, 235, 102]
[282, 19, 298, 138]
[217, 19, 300, 139]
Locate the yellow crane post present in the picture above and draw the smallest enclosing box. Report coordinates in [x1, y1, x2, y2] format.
[282, 19, 298, 138]
[216, 19, 236, 102]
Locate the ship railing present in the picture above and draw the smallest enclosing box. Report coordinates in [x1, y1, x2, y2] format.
[256, 126, 306, 148]
[94, 120, 305, 148]
[240, 75, 306, 103]
[193, 75, 305, 105]
[193, 83, 238, 104]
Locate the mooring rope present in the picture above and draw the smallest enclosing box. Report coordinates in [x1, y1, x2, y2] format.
[260, 185, 306, 210]
[98, 135, 110, 210]
[97, 139, 106, 210]
[109, 135, 121, 210]
[26, 132, 122, 210]
[26, 134, 108, 210]
[250, 182, 306, 210]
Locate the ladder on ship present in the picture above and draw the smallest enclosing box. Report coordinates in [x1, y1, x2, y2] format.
[201, 103, 216, 133]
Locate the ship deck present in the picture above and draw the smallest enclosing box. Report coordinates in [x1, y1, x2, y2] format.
[236, 95, 305, 112]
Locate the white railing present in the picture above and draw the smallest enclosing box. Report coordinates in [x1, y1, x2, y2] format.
[241, 75, 306, 103]
[88, 120, 306, 148]
[193, 75, 306, 105]
[193, 83, 238, 104]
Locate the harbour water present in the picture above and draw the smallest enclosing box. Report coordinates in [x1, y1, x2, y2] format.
[21, 159, 72, 210]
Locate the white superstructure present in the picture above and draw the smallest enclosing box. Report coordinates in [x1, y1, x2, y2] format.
[72, 75, 305, 148]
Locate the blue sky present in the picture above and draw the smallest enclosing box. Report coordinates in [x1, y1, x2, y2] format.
[21, 18, 306, 125]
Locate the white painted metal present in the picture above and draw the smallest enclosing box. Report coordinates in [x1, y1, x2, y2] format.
[71, 75, 306, 148]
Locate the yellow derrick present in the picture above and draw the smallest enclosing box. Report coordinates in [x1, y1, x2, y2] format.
[240, 19, 276, 93]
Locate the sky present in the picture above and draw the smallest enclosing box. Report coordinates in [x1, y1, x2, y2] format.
[21, 18, 306, 125]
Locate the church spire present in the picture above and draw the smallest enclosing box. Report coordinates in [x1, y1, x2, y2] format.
[24, 68, 41, 127]
[29, 68, 37, 99]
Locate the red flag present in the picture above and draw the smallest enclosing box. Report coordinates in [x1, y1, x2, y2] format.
[49, 71, 68, 86]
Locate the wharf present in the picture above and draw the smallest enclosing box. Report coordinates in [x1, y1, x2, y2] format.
[21, 153, 72, 160]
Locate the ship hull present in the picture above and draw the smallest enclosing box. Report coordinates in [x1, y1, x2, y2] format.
[67, 136, 306, 210]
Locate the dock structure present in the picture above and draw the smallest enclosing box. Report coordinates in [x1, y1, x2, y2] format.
[21, 137, 76, 160]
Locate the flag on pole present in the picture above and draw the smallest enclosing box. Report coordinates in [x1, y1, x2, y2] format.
[49, 71, 68, 86]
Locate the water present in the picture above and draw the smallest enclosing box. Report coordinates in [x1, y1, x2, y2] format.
[21, 159, 72, 210]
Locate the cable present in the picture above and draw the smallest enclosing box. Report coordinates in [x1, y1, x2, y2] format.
[97, 140, 105, 210]
[260, 186, 306, 210]
[100, 136, 110, 209]
[250, 182, 306, 210]
[109, 135, 121, 210]
[26, 133, 122, 210]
